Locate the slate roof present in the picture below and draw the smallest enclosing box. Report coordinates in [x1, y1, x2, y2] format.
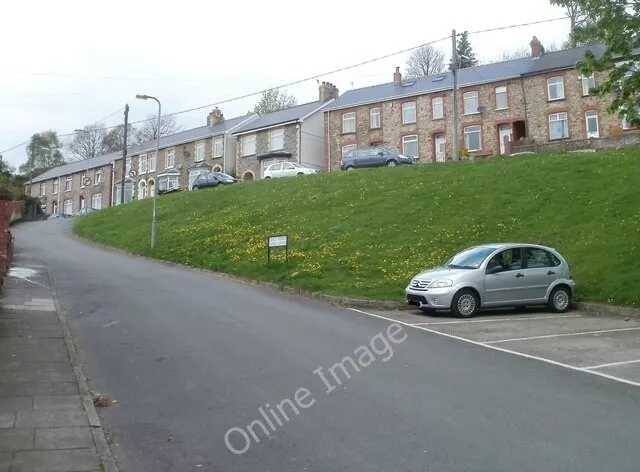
[232, 100, 333, 135]
[31, 113, 256, 183]
[325, 44, 607, 112]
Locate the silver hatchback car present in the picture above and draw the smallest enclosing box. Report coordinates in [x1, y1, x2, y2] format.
[405, 243, 576, 317]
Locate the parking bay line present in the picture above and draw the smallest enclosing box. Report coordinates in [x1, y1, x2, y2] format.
[412, 314, 582, 326]
[583, 359, 640, 371]
[483, 326, 640, 345]
[348, 308, 640, 388]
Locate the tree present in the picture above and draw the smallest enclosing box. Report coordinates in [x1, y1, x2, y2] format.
[135, 114, 182, 144]
[456, 31, 479, 69]
[19, 131, 65, 176]
[252, 89, 298, 116]
[500, 47, 531, 61]
[570, 0, 640, 126]
[103, 124, 136, 153]
[405, 45, 446, 78]
[66, 123, 108, 161]
[550, 0, 593, 47]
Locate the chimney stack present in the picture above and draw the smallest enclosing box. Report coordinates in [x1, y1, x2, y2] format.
[393, 66, 402, 86]
[319, 81, 339, 102]
[207, 107, 224, 126]
[530, 36, 545, 58]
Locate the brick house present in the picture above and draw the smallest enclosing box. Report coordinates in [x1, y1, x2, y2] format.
[28, 151, 117, 215]
[233, 82, 339, 180]
[323, 39, 630, 170]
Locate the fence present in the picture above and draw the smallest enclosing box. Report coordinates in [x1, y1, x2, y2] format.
[509, 132, 640, 155]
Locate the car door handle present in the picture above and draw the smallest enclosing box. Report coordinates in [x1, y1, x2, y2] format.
[515, 273, 525, 278]
[547, 271, 555, 275]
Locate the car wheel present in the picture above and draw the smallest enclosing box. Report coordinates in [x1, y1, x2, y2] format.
[264, 176, 271, 179]
[192, 186, 198, 190]
[451, 289, 479, 318]
[346, 166, 354, 171]
[548, 285, 571, 313]
[387, 160, 398, 167]
[297, 172, 305, 176]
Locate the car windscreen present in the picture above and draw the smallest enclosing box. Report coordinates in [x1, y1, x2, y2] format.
[445, 247, 498, 269]
[214, 173, 234, 179]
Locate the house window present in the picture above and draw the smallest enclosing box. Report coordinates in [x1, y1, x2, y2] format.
[94, 169, 102, 184]
[159, 175, 179, 191]
[463, 91, 479, 115]
[214, 138, 223, 157]
[342, 144, 357, 157]
[149, 152, 156, 172]
[195, 141, 205, 161]
[63, 199, 73, 215]
[621, 107, 640, 129]
[342, 112, 356, 133]
[464, 125, 482, 152]
[65, 177, 72, 191]
[39, 183, 46, 196]
[139, 154, 148, 174]
[242, 135, 256, 156]
[125, 157, 131, 174]
[270, 129, 284, 151]
[370, 108, 381, 129]
[402, 102, 416, 124]
[402, 135, 419, 159]
[80, 173, 87, 188]
[114, 183, 133, 205]
[166, 149, 175, 168]
[585, 110, 599, 138]
[495, 86, 508, 109]
[432, 97, 444, 120]
[53, 179, 59, 194]
[549, 112, 569, 140]
[547, 77, 565, 101]
[91, 193, 102, 210]
[582, 74, 596, 96]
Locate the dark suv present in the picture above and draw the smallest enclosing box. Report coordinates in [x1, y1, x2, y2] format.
[340, 146, 415, 170]
[192, 172, 238, 190]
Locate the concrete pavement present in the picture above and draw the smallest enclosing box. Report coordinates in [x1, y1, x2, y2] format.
[0, 260, 115, 472]
[9, 219, 640, 472]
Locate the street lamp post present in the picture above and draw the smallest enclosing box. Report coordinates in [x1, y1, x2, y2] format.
[136, 94, 161, 249]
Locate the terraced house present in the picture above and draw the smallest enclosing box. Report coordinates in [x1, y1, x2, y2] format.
[323, 38, 636, 169]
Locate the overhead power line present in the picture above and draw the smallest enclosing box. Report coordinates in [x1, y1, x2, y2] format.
[467, 17, 567, 36]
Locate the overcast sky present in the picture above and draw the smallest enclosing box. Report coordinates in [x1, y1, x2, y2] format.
[0, 0, 570, 168]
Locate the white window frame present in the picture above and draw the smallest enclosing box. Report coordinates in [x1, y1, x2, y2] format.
[549, 112, 569, 140]
[270, 129, 284, 151]
[53, 179, 59, 194]
[495, 86, 508, 110]
[213, 137, 223, 157]
[463, 91, 479, 115]
[342, 144, 357, 158]
[125, 157, 131, 174]
[139, 154, 148, 174]
[166, 149, 175, 168]
[65, 177, 72, 192]
[39, 183, 46, 196]
[432, 97, 444, 120]
[195, 141, 205, 162]
[370, 108, 381, 129]
[63, 199, 73, 215]
[402, 101, 417, 124]
[585, 110, 599, 138]
[159, 175, 179, 191]
[402, 135, 419, 159]
[80, 173, 87, 188]
[547, 76, 565, 101]
[582, 74, 596, 96]
[464, 125, 482, 152]
[242, 135, 256, 156]
[94, 169, 102, 185]
[149, 152, 156, 172]
[342, 112, 356, 133]
[91, 193, 102, 210]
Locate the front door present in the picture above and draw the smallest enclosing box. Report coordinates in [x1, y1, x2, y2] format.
[435, 135, 446, 162]
[499, 124, 512, 154]
[483, 248, 527, 305]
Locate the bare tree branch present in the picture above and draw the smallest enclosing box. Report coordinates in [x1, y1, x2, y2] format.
[500, 47, 531, 61]
[135, 114, 182, 144]
[66, 123, 108, 161]
[405, 45, 446, 78]
[252, 89, 298, 116]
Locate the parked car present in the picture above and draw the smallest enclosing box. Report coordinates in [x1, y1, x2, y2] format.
[73, 208, 97, 217]
[192, 172, 238, 190]
[340, 146, 415, 170]
[263, 162, 320, 179]
[405, 243, 576, 318]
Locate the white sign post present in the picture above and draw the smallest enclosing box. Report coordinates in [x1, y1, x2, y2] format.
[267, 235, 288, 263]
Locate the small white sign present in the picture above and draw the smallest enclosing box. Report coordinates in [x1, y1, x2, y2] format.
[268, 235, 288, 248]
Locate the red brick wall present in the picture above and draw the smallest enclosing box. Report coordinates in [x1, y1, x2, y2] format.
[0, 200, 17, 277]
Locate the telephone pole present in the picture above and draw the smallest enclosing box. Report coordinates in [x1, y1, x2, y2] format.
[120, 104, 129, 206]
[451, 29, 460, 161]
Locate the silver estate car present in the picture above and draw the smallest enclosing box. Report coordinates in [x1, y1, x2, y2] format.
[405, 243, 576, 318]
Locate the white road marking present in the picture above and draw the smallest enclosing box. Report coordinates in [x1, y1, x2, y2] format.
[484, 327, 640, 344]
[583, 359, 640, 370]
[102, 320, 120, 328]
[348, 308, 640, 388]
[412, 314, 582, 326]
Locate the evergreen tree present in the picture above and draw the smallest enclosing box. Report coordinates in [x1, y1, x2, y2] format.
[456, 31, 479, 68]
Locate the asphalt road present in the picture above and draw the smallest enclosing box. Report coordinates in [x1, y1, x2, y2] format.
[12, 220, 640, 472]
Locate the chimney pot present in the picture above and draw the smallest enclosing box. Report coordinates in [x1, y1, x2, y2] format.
[207, 107, 224, 126]
[530, 36, 545, 58]
[393, 66, 402, 86]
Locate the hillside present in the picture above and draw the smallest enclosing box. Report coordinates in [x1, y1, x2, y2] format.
[74, 151, 640, 307]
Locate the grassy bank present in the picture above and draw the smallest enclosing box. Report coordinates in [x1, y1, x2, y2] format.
[74, 150, 640, 306]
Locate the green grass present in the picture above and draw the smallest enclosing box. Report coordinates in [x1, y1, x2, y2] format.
[74, 150, 640, 306]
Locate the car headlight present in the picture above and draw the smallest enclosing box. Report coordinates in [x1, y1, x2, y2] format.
[429, 279, 453, 288]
